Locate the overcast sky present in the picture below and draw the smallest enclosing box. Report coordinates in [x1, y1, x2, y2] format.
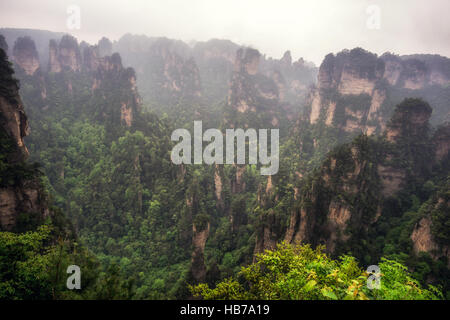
[1, 0, 449, 65]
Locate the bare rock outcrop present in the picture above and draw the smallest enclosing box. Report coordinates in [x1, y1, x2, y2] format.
[433, 124, 450, 162]
[89, 51, 141, 127]
[227, 47, 281, 128]
[48, 35, 82, 73]
[12, 36, 40, 75]
[0, 50, 29, 160]
[284, 99, 441, 255]
[148, 39, 202, 99]
[305, 48, 450, 135]
[411, 215, 449, 266]
[0, 48, 49, 230]
[190, 222, 210, 282]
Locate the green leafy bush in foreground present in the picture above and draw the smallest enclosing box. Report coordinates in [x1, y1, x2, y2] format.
[191, 242, 443, 300]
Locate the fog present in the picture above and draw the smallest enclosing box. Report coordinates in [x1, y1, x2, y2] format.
[1, 0, 449, 65]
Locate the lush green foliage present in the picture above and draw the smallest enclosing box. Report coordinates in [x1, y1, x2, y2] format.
[1, 34, 448, 300]
[191, 242, 442, 300]
[0, 225, 134, 300]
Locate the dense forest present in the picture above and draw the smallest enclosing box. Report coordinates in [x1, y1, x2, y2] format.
[0, 28, 449, 300]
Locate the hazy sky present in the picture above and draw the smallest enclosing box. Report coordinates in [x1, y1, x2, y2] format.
[1, 0, 449, 65]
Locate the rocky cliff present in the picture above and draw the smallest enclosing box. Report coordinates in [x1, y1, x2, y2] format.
[0, 47, 49, 230]
[0, 28, 65, 70]
[260, 50, 317, 107]
[12, 36, 40, 76]
[284, 99, 449, 263]
[112, 34, 317, 116]
[190, 222, 210, 282]
[117, 37, 201, 106]
[305, 48, 450, 138]
[9, 35, 141, 128]
[192, 39, 240, 104]
[434, 124, 450, 162]
[0, 49, 29, 160]
[150, 38, 202, 98]
[225, 47, 282, 129]
[410, 175, 450, 267]
[88, 51, 141, 127]
[226, 47, 317, 128]
[48, 35, 82, 73]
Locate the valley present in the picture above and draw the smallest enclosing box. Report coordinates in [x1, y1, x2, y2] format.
[0, 25, 448, 300]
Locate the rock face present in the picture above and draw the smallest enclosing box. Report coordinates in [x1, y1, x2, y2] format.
[142, 38, 202, 103]
[0, 179, 49, 230]
[190, 222, 210, 282]
[84, 47, 123, 73]
[283, 98, 447, 257]
[227, 49, 317, 255]
[433, 123, 450, 162]
[411, 217, 438, 255]
[153, 42, 199, 94]
[260, 51, 317, 107]
[82, 45, 101, 72]
[0, 28, 65, 69]
[48, 35, 82, 73]
[14, 34, 141, 128]
[0, 48, 49, 230]
[214, 165, 224, 209]
[305, 48, 450, 137]
[89, 52, 141, 127]
[227, 47, 317, 127]
[111, 34, 317, 115]
[193, 39, 240, 102]
[0, 50, 29, 161]
[411, 201, 450, 266]
[284, 141, 373, 252]
[253, 213, 278, 261]
[12, 36, 40, 75]
[226, 47, 281, 128]
[307, 48, 386, 135]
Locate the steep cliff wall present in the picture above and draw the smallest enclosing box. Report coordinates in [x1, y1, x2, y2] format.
[89, 52, 141, 127]
[0, 48, 49, 230]
[12, 36, 40, 76]
[285, 99, 448, 262]
[305, 48, 450, 137]
[433, 123, 450, 162]
[411, 184, 450, 267]
[226, 47, 282, 129]
[190, 222, 210, 282]
[122, 38, 202, 105]
[0, 50, 29, 160]
[12, 35, 141, 128]
[193, 39, 239, 103]
[48, 35, 82, 73]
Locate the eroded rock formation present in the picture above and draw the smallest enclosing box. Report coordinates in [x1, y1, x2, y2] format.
[48, 35, 82, 73]
[283, 98, 448, 259]
[0, 48, 49, 230]
[305, 48, 450, 136]
[12, 36, 40, 75]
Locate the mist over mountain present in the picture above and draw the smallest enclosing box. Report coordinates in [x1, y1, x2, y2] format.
[0, 1, 449, 302]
